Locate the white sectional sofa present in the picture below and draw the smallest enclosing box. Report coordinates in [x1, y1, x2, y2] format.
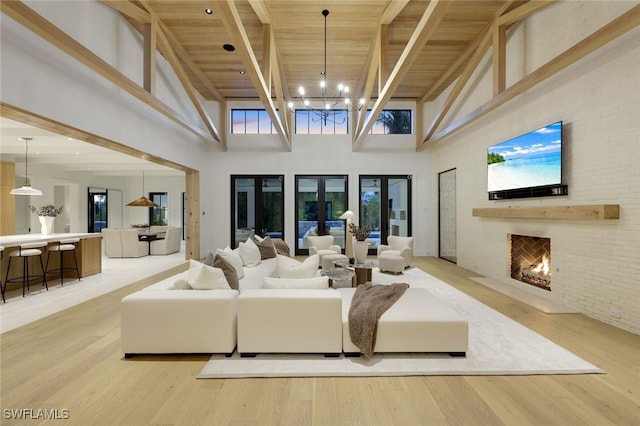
[121, 250, 469, 358]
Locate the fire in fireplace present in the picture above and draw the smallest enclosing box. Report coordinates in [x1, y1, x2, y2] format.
[509, 234, 551, 291]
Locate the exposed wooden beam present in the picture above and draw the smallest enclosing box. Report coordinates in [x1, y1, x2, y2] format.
[493, 22, 506, 96]
[1, 1, 218, 145]
[217, 0, 290, 151]
[268, 26, 290, 140]
[381, 0, 410, 24]
[101, 0, 224, 103]
[498, 0, 557, 26]
[421, 4, 640, 149]
[421, 1, 514, 143]
[262, 24, 272, 97]
[99, 0, 150, 23]
[353, 0, 451, 150]
[248, 0, 271, 24]
[143, 20, 157, 95]
[354, 24, 381, 140]
[139, 0, 224, 147]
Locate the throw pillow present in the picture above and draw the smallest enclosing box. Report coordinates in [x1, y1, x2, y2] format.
[215, 247, 245, 279]
[171, 278, 192, 290]
[213, 254, 240, 290]
[276, 254, 319, 278]
[187, 259, 230, 290]
[203, 252, 215, 267]
[252, 236, 277, 259]
[238, 238, 261, 267]
[271, 238, 291, 257]
[263, 276, 329, 289]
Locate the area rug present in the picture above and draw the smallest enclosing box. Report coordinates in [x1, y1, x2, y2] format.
[198, 267, 604, 378]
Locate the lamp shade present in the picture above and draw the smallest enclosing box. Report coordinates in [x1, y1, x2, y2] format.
[126, 196, 159, 207]
[339, 210, 355, 220]
[10, 184, 43, 196]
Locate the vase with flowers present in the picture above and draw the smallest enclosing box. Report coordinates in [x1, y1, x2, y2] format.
[29, 204, 64, 235]
[348, 223, 371, 263]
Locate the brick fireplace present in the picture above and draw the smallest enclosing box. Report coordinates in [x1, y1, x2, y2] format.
[509, 234, 551, 291]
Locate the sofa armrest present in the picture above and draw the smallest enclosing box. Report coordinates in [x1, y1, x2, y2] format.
[121, 290, 239, 355]
[377, 244, 391, 255]
[308, 246, 319, 256]
[329, 244, 342, 253]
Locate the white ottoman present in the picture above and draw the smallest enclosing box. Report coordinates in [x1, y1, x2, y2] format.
[321, 253, 348, 270]
[339, 287, 468, 356]
[378, 253, 405, 274]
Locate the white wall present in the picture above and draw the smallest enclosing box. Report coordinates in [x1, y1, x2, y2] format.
[424, 1, 640, 334]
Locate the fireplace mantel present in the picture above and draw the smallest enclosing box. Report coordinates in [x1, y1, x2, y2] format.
[472, 204, 619, 220]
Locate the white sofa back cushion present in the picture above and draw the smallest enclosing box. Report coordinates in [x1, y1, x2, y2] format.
[263, 276, 329, 289]
[276, 254, 319, 278]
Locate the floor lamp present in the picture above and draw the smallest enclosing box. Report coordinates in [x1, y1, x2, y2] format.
[339, 210, 356, 259]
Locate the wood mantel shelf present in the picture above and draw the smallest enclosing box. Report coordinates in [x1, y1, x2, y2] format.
[472, 204, 620, 220]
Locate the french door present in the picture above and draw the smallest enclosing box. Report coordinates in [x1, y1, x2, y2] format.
[438, 168, 457, 263]
[88, 189, 107, 233]
[295, 175, 348, 255]
[231, 175, 284, 249]
[359, 175, 412, 254]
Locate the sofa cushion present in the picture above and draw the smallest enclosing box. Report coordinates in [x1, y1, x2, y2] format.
[171, 278, 192, 290]
[252, 236, 277, 259]
[187, 259, 230, 290]
[239, 238, 261, 267]
[216, 247, 245, 279]
[276, 254, 319, 278]
[203, 252, 215, 267]
[263, 276, 329, 289]
[213, 254, 240, 290]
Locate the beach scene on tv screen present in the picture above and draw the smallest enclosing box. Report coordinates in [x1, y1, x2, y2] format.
[487, 121, 562, 192]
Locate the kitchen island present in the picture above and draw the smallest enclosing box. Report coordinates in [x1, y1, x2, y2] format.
[1, 233, 102, 287]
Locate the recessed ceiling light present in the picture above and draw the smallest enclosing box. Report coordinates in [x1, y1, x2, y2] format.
[204, 8, 213, 15]
[223, 44, 235, 52]
[239, 71, 246, 75]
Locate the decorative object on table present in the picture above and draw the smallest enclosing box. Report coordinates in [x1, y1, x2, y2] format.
[349, 223, 371, 263]
[132, 224, 150, 229]
[10, 137, 43, 196]
[29, 204, 63, 235]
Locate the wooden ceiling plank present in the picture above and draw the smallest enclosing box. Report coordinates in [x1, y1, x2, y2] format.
[1, 1, 217, 145]
[140, 1, 224, 147]
[422, 4, 640, 149]
[422, 1, 514, 143]
[217, 0, 291, 151]
[353, 0, 452, 150]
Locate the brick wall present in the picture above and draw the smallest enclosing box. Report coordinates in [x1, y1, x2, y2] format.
[425, 2, 640, 334]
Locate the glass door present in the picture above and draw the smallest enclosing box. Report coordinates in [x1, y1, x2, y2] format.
[231, 175, 284, 248]
[359, 175, 412, 253]
[438, 168, 457, 263]
[295, 175, 348, 255]
[88, 189, 107, 232]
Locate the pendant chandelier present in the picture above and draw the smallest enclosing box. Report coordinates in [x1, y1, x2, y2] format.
[287, 9, 365, 124]
[126, 170, 159, 207]
[10, 137, 43, 196]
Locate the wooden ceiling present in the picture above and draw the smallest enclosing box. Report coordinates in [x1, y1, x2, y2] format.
[107, 1, 526, 103]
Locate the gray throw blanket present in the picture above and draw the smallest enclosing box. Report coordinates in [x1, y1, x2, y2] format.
[348, 283, 410, 358]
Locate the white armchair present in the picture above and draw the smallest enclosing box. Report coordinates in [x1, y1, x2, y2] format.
[307, 235, 341, 264]
[377, 236, 414, 268]
[102, 228, 123, 258]
[150, 227, 181, 255]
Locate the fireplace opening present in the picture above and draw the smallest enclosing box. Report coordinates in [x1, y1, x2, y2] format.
[509, 234, 551, 291]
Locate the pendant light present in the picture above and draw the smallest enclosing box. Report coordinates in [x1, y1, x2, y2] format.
[126, 170, 159, 207]
[10, 137, 43, 196]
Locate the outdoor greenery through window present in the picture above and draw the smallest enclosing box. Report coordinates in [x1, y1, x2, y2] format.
[231, 109, 276, 134]
[369, 109, 412, 134]
[295, 110, 348, 135]
[149, 192, 168, 226]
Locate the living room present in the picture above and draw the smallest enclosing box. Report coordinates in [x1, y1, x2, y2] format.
[1, 1, 638, 424]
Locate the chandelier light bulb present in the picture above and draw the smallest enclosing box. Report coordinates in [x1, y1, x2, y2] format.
[325, 103, 331, 110]
[359, 98, 365, 105]
[320, 80, 326, 88]
[298, 86, 305, 96]
[338, 83, 344, 91]
[344, 86, 350, 93]
[287, 101, 294, 109]
[345, 98, 351, 104]
[304, 99, 310, 106]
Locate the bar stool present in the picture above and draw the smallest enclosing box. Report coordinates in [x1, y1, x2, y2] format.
[0, 246, 5, 303]
[46, 238, 81, 285]
[4, 242, 48, 297]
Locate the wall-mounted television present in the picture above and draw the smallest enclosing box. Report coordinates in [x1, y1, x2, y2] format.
[487, 121, 568, 200]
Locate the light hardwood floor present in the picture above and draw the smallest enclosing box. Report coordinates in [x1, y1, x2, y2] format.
[1, 257, 638, 425]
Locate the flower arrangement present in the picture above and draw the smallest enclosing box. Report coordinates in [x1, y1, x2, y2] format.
[348, 223, 372, 241]
[29, 204, 64, 217]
